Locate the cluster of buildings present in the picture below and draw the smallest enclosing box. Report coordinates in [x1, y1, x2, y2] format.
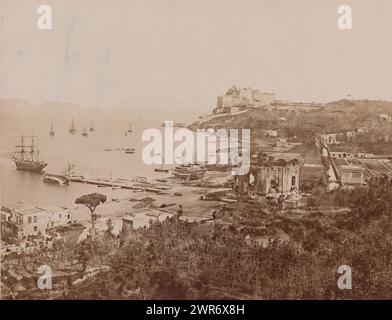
[233, 136, 386, 201]
[213, 86, 275, 115]
[1, 203, 74, 256]
[320, 128, 366, 145]
[330, 152, 392, 185]
[1, 204, 72, 241]
[320, 131, 392, 188]
[210, 88, 392, 200]
[330, 151, 376, 159]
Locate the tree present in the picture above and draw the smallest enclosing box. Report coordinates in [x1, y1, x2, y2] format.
[75, 193, 107, 241]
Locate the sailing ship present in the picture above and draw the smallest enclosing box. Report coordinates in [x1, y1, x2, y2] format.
[49, 122, 55, 136]
[82, 126, 88, 137]
[69, 118, 76, 134]
[127, 123, 133, 133]
[90, 121, 95, 132]
[11, 135, 48, 172]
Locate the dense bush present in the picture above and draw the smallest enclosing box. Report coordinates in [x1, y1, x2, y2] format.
[3, 177, 392, 300]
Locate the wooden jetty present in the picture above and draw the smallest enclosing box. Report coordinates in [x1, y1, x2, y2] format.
[70, 176, 168, 194]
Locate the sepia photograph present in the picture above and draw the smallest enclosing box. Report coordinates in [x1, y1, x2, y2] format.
[0, 0, 392, 306]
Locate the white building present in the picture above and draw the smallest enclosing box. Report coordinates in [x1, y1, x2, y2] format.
[265, 129, 278, 137]
[321, 134, 338, 145]
[1, 204, 72, 241]
[330, 151, 354, 159]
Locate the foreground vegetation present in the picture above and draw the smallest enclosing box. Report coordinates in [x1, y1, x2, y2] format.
[2, 176, 392, 299]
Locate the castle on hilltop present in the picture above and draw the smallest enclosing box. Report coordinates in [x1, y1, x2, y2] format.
[212, 86, 325, 115]
[213, 86, 275, 115]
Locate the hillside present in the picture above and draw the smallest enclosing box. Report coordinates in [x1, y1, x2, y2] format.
[189, 99, 392, 153]
[192, 99, 392, 132]
[2, 176, 392, 300]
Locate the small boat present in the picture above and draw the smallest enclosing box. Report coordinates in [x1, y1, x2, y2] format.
[82, 127, 88, 137]
[11, 134, 48, 172]
[104, 148, 112, 152]
[172, 163, 206, 180]
[161, 122, 186, 128]
[42, 163, 75, 185]
[154, 164, 169, 173]
[173, 171, 205, 180]
[49, 122, 55, 136]
[90, 121, 95, 132]
[125, 147, 135, 154]
[69, 118, 76, 134]
[127, 123, 132, 133]
[174, 164, 205, 173]
[43, 174, 70, 185]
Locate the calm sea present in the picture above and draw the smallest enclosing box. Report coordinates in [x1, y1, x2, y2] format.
[0, 105, 194, 208]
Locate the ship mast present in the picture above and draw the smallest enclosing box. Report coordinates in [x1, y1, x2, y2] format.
[36, 136, 40, 161]
[12, 133, 47, 170]
[14, 134, 38, 161]
[31, 135, 34, 162]
[69, 118, 76, 134]
[20, 134, 25, 161]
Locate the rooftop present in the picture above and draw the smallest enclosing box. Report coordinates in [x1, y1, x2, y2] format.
[339, 165, 365, 171]
[2, 203, 68, 216]
[37, 206, 69, 212]
[252, 153, 300, 167]
[1, 202, 30, 213]
[14, 207, 47, 216]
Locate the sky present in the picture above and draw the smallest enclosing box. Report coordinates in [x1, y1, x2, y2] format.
[1, 0, 392, 114]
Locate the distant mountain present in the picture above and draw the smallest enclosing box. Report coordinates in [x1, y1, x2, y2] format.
[188, 99, 392, 152]
[0, 99, 82, 111]
[324, 99, 392, 114]
[40, 101, 81, 111]
[0, 99, 33, 108]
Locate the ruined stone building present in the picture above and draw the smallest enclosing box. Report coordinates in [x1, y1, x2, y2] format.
[236, 155, 300, 196]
